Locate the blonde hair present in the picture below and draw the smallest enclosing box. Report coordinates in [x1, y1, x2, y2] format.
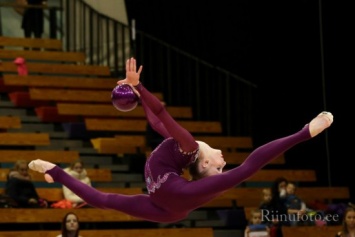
[14, 160, 28, 171]
[70, 160, 84, 169]
[188, 141, 207, 180]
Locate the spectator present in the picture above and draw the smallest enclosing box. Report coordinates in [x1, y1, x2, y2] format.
[335, 206, 355, 237]
[285, 182, 308, 226]
[21, 0, 47, 40]
[56, 212, 82, 237]
[260, 188, 272, 208]
[259, 188, 281, 237]
[5, 160, 47, 208]
[62, 160, 91, 208]
[244, 208, 270, 237]
[259, 177, 289, 237]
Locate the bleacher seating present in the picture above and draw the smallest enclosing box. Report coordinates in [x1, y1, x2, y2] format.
[0, 168, 112, 182]
[0, 133, 50, 146]
[0, 150, 79, 163]
[281, 226, 340, 237]
[85, 118, 222, 133]
[0, 49, 86, 63]
[0, 36, 63, 50]
[0, 61, 111, 76]
[0, 35, 347, 237]
[0, 228, 214, 237]
[0, 116, 21, 129]
[0, 187, 143, 202]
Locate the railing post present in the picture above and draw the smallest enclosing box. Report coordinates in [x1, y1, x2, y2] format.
[49, 8, 57, 39]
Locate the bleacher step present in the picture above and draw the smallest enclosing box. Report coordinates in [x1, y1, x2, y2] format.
[0, 108, 27, 116]
[111, 173, 144, 182]
[214, 229, 243, 237]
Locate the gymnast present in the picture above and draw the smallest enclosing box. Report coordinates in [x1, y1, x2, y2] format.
[29, 57, 333, 223]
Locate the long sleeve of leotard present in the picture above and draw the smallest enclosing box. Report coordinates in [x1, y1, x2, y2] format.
[136, 83, 198, 153]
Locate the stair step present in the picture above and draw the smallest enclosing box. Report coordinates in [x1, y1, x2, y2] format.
[0, 108, 27, 116]
[7, 123, 55, 132]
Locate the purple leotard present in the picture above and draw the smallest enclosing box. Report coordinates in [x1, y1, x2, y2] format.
[46, 83, 312, 223]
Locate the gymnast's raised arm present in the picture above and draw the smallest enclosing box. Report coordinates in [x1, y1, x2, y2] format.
[117, 58, 198, 153]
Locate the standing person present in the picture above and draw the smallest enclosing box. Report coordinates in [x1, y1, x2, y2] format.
[21, 0, 47, 40]
[56, 212, 82, 237]
[335, 206, 355, 237]
[62, 160, 91, 208]
[28, 57, 334, 223]
[5, 160, 48, 208]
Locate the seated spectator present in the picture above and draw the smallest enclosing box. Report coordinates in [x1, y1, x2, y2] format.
[259, 177, 289, 237]
[285, 182, 308, 226]
[335, 206, 355, 237]
[260, 188, 272, 208]
[5, 160, 47, 208]
[62, 160, 91, 208]
[244, 208, 270, 237]
[56, 212, 82, 237]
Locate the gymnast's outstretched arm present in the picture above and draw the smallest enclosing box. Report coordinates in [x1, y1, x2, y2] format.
[118, 58, 198, 153]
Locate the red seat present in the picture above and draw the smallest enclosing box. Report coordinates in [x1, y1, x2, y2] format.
[8, 91, 50, 107]
[35, 106, 79, 123]
[0, 78, 26, 93]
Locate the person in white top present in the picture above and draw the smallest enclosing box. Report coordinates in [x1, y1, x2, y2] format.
[63, 160, 91, 207]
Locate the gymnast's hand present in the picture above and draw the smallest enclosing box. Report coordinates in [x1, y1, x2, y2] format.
[117, 57, 143, 87]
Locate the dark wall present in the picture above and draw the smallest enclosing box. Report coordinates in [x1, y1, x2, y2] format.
[125, 0, 354, 198]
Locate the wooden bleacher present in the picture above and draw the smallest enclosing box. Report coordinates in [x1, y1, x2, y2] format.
[0, 150, 79, 163]
[1, 36, 344, 235]
[146, 150, 285, 165]
[0, 168, 112, 182]
[91, 134, 253, 155]
[0, 49, 86, 63]
[0, 116, 21, 129]
[0, 187, 143, 202]
[29, 88, 163, 102]
[0, 208, 141, 223]
[214, 151, 284, 165]
[194, 135, 253, 150]
[0, 228, 214, 237]
[0, 62, 111, 76]
[243, 169, 316, 182]
[91, 135, 147, 154]
[3, 74, 119, 89]
[85, 118, 222, 133]
[0, 185, 347, 209]
[57, 103, 193, 119]
[0, 36, 62, 50]
[229, 187, 350, 210]
[0, 133, 50, 146]
[282, 226, 340, 237]
[180, 169, 316, 185]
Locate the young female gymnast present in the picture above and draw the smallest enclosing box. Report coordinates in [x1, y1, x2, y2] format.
[29, 58, 334, 223]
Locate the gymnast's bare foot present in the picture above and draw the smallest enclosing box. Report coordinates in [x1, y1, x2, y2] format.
[28, 159, 55, 183]
[309, 111, 333, 137]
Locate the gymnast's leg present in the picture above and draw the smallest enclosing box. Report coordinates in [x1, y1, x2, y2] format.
[177, 112, 334, 207]
[28, 163, 171, 222]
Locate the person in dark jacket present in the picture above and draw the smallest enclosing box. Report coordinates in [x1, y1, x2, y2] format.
[5, 160, 47, 208]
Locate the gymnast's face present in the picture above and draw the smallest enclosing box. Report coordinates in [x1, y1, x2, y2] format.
[197, 141, 226, 177]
